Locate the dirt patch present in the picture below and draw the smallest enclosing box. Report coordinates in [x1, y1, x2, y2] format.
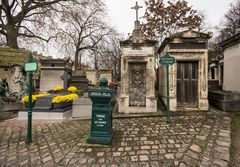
[230, 115, 240, 166]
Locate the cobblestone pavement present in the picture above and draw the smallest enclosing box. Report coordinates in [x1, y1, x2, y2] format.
[0, 111, 231, 167]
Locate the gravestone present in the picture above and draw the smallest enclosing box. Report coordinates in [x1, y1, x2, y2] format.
[99, 70, 112, 83]
[61, 71, 71, 91]
[86, 70, 97, 85]
[118, 2, 158, 113]
[71, 69, 89, 92]
[72, 97, 92, 119]
[33, 95, 56, 110]
[40, 58, 72, 92]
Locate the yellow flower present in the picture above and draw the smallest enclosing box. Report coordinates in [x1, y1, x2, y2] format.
[52, 94, 79, 103]
[21, 95, 37, 103]
[67, 86, 77, 92]
[54, 86, 63, 91]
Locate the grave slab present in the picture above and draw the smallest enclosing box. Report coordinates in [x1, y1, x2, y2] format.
[18, 109, 72, 120]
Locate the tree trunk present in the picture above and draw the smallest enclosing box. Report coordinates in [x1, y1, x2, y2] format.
[74, 51, 79, 70]
[6, 26, 19, 49]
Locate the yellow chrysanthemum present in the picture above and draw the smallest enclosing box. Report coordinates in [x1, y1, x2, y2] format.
[52, 94, 79, 103]
[21, 95, 37, 103]
[67, 86, 77, 92]
[54, 86, 63, 91]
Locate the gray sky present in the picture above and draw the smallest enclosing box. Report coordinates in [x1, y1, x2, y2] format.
[105, 0, 236, 36]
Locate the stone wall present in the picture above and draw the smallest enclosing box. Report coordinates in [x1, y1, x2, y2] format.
[223, 43, 240, 91]
[0, 47, 30, 67]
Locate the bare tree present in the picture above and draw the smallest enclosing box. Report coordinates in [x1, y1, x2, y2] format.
[142, 0, 202, 40]
[0, 0, 67, 48]
[214, 0, 240, 43]
[90, 30, 122, 81]
[54, 0, 114, 69]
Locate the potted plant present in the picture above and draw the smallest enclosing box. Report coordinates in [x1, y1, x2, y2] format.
[21, 95, 37, 108]
[52, 93, 79, 109]
[54, 86, 64, 94]
[21, 93, 50, 108]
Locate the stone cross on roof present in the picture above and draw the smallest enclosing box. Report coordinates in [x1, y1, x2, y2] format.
[131, 1, 143, 21]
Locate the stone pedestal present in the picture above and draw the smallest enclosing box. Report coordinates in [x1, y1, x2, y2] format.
[72, 97, 92, 119]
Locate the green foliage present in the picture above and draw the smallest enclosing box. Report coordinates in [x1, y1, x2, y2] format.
[47, 90, 55, 94]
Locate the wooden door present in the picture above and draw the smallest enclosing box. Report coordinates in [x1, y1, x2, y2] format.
[129, 63, 146, 106]
[177, 61, 198, 107]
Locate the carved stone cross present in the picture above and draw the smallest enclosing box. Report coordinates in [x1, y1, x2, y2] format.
[61, 71, 71, 90]
[131, 1, 143, 21]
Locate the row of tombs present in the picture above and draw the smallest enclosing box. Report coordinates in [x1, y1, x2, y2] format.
[118, 26, 211, 113]
[0, 29, 212, 115]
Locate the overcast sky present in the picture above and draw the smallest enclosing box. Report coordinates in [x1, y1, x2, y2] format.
[105, 0, 236, 37]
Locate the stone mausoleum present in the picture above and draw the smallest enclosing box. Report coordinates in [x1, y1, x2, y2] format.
[158, 30, 212, 111]
[118, 2, 158, 113]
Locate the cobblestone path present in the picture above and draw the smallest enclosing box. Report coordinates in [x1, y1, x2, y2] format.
[0, 112, 231, 166]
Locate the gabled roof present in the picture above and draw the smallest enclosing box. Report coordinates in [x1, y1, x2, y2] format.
[158, 29, 212, 53]
[120, 29, 157, 47]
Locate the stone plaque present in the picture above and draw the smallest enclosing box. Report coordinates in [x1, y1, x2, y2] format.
[129, 63, 146, 106]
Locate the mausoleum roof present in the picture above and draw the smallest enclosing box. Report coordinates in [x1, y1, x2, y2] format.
[158, 29, 212, 54]
[219, 32, 240, 49]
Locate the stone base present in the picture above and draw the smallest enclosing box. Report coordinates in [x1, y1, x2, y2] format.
[72, 97, 92, 119]
[208, 90, 240, 112]
[87, 131, 113, 145]
[162, 98, 208, 111]
[118, 96, 157, 113]
[18, 110, 72, 120]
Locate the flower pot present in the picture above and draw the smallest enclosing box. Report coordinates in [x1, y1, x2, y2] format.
[52, 101, 72, 109]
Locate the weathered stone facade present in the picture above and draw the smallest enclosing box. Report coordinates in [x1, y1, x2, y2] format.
[118, 26, 158, 113]
[158, 30, 212, 111]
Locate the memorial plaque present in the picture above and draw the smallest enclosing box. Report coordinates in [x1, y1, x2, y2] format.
[129, 63, 146, 106]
